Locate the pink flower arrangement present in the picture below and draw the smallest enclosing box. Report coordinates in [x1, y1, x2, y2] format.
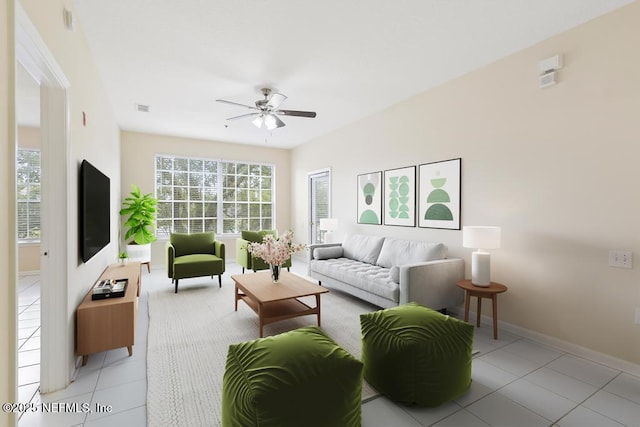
[247, 230, 306, 266]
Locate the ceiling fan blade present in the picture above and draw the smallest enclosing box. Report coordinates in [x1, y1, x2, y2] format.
[277, 110, 317, 118]
[216, 99, 258, 110]
[226, 112, 260, 121]
[267, 93, 287, 110]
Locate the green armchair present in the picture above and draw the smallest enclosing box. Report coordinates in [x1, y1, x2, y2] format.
[166, 232, 225, 293]
[236, 230, 292, 273]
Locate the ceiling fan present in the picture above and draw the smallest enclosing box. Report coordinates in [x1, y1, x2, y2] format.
[216, 88, 317, 131]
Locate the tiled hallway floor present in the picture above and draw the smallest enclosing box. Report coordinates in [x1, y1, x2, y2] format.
[17, 274, 41, 416]
[17, 265, 640, 426]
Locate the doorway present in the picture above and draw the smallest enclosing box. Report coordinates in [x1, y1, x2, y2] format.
[16, 2, 71, 396]
[15, 61, 42, 411]
[308, 169, 331, 244]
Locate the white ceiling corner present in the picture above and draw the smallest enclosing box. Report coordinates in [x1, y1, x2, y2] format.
[62, 0, 634, 148]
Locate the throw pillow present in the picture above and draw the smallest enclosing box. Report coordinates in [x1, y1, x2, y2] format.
[342, 235, 385, 265]
[376, 238, 447, 268]
[241, 229, 278, 243]
[313, 246, 344, 260]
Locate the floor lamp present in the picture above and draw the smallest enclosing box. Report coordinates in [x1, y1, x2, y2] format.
[462, 226, 501, 287]
[319, 218, 338, 243]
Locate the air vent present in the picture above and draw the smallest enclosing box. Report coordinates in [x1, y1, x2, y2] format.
[135, 104, 150, 113]
[539, 70, 556, 88]
[538, 54, 562, 89]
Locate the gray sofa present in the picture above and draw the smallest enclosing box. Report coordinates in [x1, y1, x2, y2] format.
[308, 234, 464, 310]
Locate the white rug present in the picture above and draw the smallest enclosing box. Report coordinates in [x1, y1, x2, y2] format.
[146, 275, 380, 427]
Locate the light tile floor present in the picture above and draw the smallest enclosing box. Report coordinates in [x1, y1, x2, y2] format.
[17, 264, 640, 426]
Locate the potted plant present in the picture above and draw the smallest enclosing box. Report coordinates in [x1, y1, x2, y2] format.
[119, 184, 158, 264]
[118, 251, 129, 265]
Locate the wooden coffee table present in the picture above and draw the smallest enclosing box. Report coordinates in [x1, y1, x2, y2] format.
[232, 271, 329, 337]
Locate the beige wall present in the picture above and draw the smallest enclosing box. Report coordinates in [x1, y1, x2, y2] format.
[17, 126, 40, 273]
[18, 0, 121, 380]
[120, 131, 291, 269]
[1, 0, 17, 423]
[292, 3, 640, 365]
[17, 125, 39, 149]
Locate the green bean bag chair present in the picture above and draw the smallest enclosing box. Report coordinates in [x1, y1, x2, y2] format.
[222, 326, 363, 427]
[360, 302, 474, 406]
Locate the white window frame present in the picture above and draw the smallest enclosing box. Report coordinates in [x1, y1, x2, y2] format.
[154, 153, 275, 238]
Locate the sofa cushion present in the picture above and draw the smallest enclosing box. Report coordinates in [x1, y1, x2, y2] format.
[389, 266, 400, 283]
[313, 246, 344, 260]
[311, 258, 399, 303]
[173, 254, 223, 277]
[241, 229, 277, 243]
[376, 238, 447, 268]
[342, 235, 385, 265]
[170, 232, 215, 257]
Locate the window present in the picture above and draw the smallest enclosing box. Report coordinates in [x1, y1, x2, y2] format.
[155, 154, 274, 238]
[17, 149, 41, 242]
[221, 161, 273, 233]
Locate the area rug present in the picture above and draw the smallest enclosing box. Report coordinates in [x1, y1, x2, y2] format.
[146, 275, 379, 427]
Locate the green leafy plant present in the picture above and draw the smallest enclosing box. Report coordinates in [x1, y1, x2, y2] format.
[118, 251, 128, 259]
[119, 184, 158, 245]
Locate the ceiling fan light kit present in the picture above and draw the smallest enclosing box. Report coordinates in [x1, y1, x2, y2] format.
[217, 87, 317, 132]
[252, 113, 285, 131]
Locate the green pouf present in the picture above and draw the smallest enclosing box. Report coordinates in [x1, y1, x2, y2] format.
[360, 302, 474, 407]
[222, 326, 363, 427]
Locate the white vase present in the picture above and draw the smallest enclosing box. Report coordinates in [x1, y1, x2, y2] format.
[126, 243, 151, 263]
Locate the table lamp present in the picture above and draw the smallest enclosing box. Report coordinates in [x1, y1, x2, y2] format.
[319, 218, 338, 243]
[462, 226, 501, 287]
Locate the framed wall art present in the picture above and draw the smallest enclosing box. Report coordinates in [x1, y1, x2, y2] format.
[418, 158, 461, 230]
[383, 166, 416, 227]
[357, 171, 382, 225]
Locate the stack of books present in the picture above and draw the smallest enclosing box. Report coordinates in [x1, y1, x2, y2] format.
[92, 278, 128, 300]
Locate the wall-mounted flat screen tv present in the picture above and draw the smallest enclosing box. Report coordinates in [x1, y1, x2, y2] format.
[80, 160, 110, 263]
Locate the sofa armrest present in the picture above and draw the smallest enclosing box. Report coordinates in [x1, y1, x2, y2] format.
[307, 243, 342, 276]
[236, 238, 251, 268]
[214, 240, 225, 260]
[398, 258, 465, 310]
[166, 242, 176, 278]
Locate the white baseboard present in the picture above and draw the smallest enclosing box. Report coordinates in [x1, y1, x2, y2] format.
[18, 270, 41, 277]
[449, 307, 640, 377]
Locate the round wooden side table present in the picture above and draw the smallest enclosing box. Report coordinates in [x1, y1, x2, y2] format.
[456, 279, 508, 339]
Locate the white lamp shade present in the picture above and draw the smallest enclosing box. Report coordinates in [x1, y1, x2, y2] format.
[463, 226, 500, 287]
[462, 226, 501, 250]
[319, 218, 338, 231]
[252, 115, 263, 129]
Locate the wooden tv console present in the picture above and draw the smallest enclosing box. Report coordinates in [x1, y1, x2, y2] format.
[76, 262, 141, 365]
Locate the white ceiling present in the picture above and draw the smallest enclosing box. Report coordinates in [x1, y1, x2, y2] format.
[67, 0, 633, 148]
